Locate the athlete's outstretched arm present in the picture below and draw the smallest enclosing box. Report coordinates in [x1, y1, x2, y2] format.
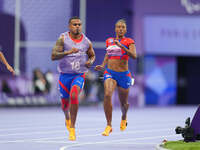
[51, 36, 79, 61]
[85, 43, 95, 68]
[0, 51, 15, 75]
[115, 40, 137, 59]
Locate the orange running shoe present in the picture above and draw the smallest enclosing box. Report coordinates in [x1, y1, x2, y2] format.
[69, 128, 76, 141]
[120, 119, 127, 131]
[102, 125, 112, 136]
[65, 119, 71, 132]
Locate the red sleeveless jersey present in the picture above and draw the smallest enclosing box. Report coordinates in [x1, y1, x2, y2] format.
[106, 37, 135, 60]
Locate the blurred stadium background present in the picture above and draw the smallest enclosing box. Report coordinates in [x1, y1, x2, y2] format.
[0, 0, 200, 107]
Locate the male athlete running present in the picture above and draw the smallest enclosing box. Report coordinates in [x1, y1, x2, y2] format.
[51, 16, 95, 140]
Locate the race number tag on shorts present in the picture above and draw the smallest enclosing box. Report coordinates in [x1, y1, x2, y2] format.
[70, 60, 80, 71]
[131, 78, 135, 85]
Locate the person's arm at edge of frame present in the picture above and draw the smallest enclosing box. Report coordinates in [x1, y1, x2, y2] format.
[0, 51, 15, 75]
[85, 43, 96, 68]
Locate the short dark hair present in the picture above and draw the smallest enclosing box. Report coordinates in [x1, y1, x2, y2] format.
[68, 16, 80, 24]
[115, 19, 127, 26]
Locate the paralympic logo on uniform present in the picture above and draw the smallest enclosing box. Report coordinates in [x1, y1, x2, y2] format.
[181, 0, 200, 14]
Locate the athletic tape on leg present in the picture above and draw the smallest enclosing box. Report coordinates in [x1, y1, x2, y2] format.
[70, 86, 79, 104]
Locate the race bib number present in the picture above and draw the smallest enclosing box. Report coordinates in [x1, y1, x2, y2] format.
[70, 60, 80, 71]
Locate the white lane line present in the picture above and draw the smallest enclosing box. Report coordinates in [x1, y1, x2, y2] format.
[35, 140, 158, 145]
[0, 118, 181, 132]
[0, 120, 178, 137]
[0, 126, 108, 138]
[0, 123, 63, 129]
[0, 119, 181, 129]
[0, 118, 103, 129]
[0, 130, 64, 137]
[34, 140, 77, 144]
[0, 127, 175, 144]
[27, 128, 172, 144]
[0, 125, 64, 132]
[0, 127, 103, 137]
[115, 142, 158, 145]
[41, 128, 173, 142]
[59, 134, 180, 150]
